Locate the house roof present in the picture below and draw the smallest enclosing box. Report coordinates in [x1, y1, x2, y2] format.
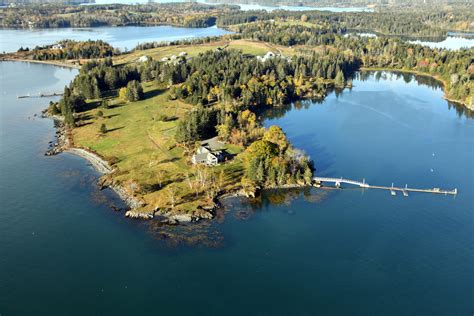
[193, 152, 209, 162]
[200, 137, 225, 152]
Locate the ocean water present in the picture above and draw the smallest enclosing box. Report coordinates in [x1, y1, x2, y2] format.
[0, 62, 473, 315]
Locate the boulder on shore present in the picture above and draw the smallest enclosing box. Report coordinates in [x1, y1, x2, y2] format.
[125, 210, 153, 220]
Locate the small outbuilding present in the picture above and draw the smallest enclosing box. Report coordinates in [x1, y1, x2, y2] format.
[257, 51, 277, 62]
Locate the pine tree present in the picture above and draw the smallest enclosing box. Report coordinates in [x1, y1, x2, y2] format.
[304, 166, 313, 185]
[64, 108, 75, 127]
[256, 160, 265, 185]
[335, 70, 345, 88]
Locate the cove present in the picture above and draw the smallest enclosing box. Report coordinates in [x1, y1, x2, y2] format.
[0, 25, 232, 53]
[0, 62, 473, 315]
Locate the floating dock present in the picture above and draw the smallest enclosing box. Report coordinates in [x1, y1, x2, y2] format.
[18, 92, 63, 99]
[313, 176, 457, 196]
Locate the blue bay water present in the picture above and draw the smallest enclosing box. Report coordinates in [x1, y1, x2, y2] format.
[409, 35, 474, 50]
[0, 63, 473, 315]
[0, 25, 232, 53]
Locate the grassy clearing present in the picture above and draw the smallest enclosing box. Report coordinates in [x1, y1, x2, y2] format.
[73, 81, 244, 214]
[113, 39, 295, 65]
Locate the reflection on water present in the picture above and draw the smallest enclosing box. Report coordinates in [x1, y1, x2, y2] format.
[264, 71, 473, 122]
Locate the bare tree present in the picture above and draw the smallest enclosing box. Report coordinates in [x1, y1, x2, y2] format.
[186, 172, 201, 198]
[155, 169, 165, 189]
[166, 186, 178, 208]
[195, 165, 209, 189]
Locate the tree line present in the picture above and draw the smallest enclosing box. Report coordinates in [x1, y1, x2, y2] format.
[29, 40, 115, 60]
[225, 21, 472, 106]
[0, 3, 237, 28]
[217, 5, 473, 37]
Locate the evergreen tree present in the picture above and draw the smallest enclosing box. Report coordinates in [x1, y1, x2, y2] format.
[335, 70, 345, 88]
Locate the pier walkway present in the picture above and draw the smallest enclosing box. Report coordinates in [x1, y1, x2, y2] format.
[312, 176, 457, 196]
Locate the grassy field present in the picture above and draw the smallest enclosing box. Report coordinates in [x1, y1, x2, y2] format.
[113, 39, 295, 65]
[73, 81, 244, 215]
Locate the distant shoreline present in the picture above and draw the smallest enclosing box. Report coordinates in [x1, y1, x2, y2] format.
[0, 57, 80, 69]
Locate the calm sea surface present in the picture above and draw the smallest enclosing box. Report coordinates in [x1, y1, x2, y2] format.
[0, 25, 231, 53]
[0, 62, 473, 315]
[409, 35, 474, 50]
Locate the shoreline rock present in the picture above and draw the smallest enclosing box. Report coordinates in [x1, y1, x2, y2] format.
[125, 210, 153, 220]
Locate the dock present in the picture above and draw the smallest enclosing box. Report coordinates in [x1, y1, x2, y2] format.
[18, 92, 63, 99]
[313, 176, 457, 196]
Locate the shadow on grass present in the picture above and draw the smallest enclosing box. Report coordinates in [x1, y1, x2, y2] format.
[77, 100, 101, 112]
[77, 113, 95, 122]
[106, 126, 125, 133]
[76, 121, 93, 127]
[160, 157, 180, 164]
[144, 88, 166, 100]
[105, 113, 120, 119]
[141, 179, 174, 193]
[108, 102, 126, 109]
[180, 192, 202, 203]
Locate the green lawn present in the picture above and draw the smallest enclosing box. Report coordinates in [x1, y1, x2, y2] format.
[73, 81, 244, 214]
[113, 39, 295, 65]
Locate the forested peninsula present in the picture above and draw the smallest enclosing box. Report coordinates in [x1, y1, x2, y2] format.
[5, 2, 471, 222]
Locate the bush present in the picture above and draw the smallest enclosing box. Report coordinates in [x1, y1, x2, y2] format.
[48, 101, 60, 115]
[99, 123, 107, 134]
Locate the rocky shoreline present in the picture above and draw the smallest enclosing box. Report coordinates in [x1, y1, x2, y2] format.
[43, 110, 226, 224]
[42, 111, 314, 226]
[43, 111, 146, 214]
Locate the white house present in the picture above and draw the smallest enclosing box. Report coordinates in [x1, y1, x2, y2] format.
[191, 137, 227, 166]
[137, 55, 150, 63]
[191, 147, 220, 166]
[257, 51, 277, 62]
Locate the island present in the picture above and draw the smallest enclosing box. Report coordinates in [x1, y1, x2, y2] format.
[2, 2, 472, 224]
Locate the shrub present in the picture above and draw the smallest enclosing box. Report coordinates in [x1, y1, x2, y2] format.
[99, 123, 107, 134]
